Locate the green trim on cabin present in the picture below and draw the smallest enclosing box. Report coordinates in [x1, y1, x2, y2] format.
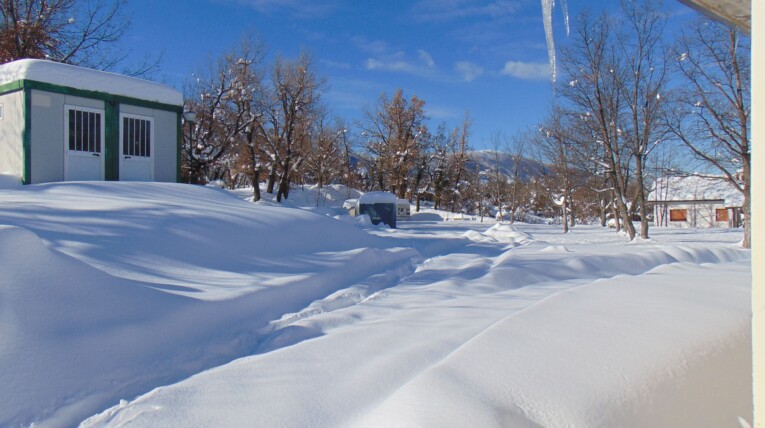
[0, 79, 183, 113]
[104, 101, 120, 180]
[1, 77, 184, 184]
[176, 112, 183, 182]
[0, 80, 25, 96]
[22, 89, 32, 184]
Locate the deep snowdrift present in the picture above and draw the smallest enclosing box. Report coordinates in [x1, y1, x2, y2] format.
[0, 182, 417, 426]
[0, 181, 752, 427]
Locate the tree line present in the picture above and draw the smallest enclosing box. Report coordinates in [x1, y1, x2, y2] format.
[180, 39, 484, 214]
[0, 0, 751, 247]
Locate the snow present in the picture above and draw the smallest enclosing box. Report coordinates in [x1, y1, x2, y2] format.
[649, 175, 744, 207]
[0, 173, 22, 189]
[357, 190, 397, 204]
[0, 59, 183, 106]
[0, 182, 752, 427]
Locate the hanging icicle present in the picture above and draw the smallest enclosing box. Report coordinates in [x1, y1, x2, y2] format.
[541, 0, 556, 85]
[540, 0, 569, 87]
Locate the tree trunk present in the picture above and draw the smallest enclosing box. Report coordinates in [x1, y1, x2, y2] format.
[509, 180, 519, 224]
[266, 164, 278, 194]
[562, 197, 569, 234]
[276, 157, 291, 202]
[565, 177, 574, 229]
[634, 160, 649, 239]
[252, 168, 262, 202]
[610, 185, 621, 232]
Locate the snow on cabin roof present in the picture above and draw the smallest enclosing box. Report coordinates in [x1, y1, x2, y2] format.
[358, 191, 397, 204]
[648, 175, 744, 207]
[0, 59, 183, 106]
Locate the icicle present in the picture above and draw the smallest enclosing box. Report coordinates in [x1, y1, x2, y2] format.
[541, 0, 556, 84]
[540, 0, 570, 86]
[559, 0, 569, 35]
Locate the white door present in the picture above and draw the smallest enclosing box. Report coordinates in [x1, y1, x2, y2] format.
[119, 113, 154, 181]
[64, 106, 105, 181]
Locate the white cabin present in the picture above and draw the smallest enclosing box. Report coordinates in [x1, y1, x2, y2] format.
[0, 59, 183, 184]
[648, 176, 743, 228]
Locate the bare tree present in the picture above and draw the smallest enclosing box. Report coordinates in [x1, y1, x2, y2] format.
[537, 107, 576, 233]
[411, 125, 440, 212]
[505, 130, 528, 223]
[0, 0, 158, 74]
[612, 0, 669, 239]
[447, 113, 472, 213]
[358, 89, 427, 199]
[665, 18, 751, 248]
[487, 132, 509, 221]
[430, 125, 450, 211]
[253, 51, 325, 202]
[561, 10, 635, 239]
[183, 39, 264, 187]
[303, 111, 344, 189]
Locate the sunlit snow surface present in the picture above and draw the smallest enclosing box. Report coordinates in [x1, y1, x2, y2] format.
[0, 181, 752, 427]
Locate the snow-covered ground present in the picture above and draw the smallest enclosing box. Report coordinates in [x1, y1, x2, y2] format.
[0, 181, 751, 427]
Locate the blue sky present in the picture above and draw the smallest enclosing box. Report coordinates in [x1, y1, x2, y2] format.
[119, 0, 695, 149]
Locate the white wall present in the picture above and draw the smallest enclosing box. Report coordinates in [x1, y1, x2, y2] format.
[151, 109, 179, 183]
[0, 91, 24, 178]
[751, 0, 763, 425]
[654, 201, 733, 228]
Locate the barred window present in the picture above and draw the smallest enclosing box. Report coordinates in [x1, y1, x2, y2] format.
[67, 108, 102, 153]
[123, 116, 152, 157]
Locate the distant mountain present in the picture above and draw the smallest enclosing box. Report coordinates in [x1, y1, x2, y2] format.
[468, 150, 547, 182]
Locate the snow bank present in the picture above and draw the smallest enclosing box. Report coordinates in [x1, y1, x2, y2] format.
[82, 228, 751, 427]
[0, 182, 418, 426]
[463, 223, 534, 247]
[230, 184, 362, 211]
[0, 225, 191, 426]
[355, 260, 751, 427]
[0, 182, 751, 426]
[0, 173, 21, 189]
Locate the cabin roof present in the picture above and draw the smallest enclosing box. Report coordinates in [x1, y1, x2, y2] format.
[648, 175, 743, 207]
[0, 59, 183, 106]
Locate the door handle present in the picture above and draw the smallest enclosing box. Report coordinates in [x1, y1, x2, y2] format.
[92, 153, 100, 157]
[124, 156, 132, 159]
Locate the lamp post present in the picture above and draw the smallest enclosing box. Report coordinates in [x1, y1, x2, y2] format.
[182, 111, 197, 184]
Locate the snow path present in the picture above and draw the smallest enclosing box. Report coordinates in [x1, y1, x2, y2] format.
[84, 227, 749, 427]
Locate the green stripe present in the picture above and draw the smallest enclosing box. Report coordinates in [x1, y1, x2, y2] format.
[176, 112, 183, 182]
[22, 88, 32, 184]
[0, 81, 25, 96]
[104, 101, 120, 180]
[1, 79, 182, 113]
